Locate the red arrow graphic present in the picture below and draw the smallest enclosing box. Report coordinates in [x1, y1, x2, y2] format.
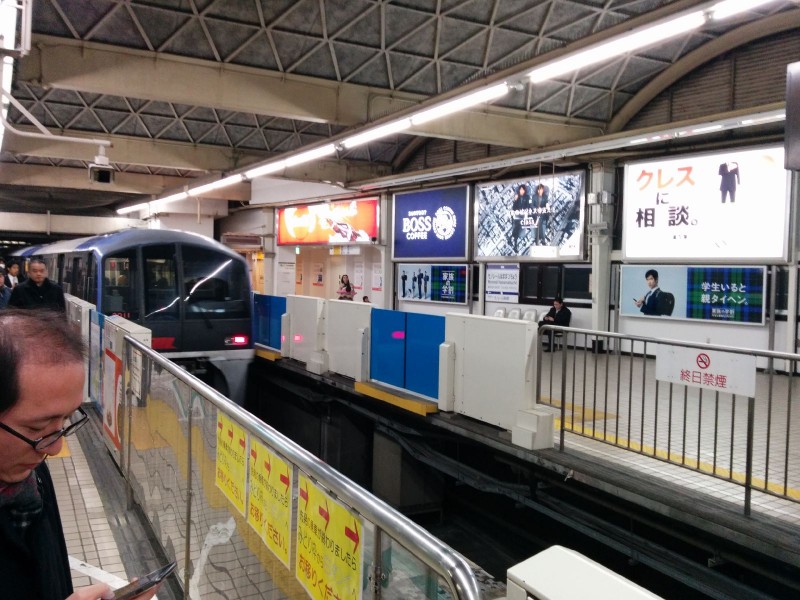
[345, 518, 360, 552]
[299, 482, 309, 509]
[238, 437, 245, 449]
[227, 427, 233, 440]
[217, 421, 223, 431]
[279, 467, 290, 493]
[250, 448, 257, 461]
[264, 454, 272, 477]
[319, 499, 330, 530]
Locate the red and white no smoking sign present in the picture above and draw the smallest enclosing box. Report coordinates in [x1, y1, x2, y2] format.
[656, 345, 756, 397]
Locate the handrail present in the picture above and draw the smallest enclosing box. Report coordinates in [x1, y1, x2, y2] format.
[539, 323, 800, 361]
[124, 334, 482, 600]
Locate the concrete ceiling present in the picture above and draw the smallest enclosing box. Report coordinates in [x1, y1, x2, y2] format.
[0, 0, 797, 222]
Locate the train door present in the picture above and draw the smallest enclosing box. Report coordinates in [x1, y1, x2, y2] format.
[101, 251, 138, 320]
[141, 244, 182, 352]
[178, 244, 251, 352]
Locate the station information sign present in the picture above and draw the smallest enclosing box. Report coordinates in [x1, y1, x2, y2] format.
[296, 473, 364, 600]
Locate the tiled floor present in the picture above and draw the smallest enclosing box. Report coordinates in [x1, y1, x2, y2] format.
[538, 344, 800, 526]
[47, 413, 181, 599]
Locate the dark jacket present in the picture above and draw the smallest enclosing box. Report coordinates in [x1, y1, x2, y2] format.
[541, 305, 572, 327]
[640, 287, 661, 316]
[8, 278, 66, 312]
[0, 285, 10, 308]
[0, 463, 73, 600]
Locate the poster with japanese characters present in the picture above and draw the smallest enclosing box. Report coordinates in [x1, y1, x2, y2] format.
[485, 264, 519, 303]
[620, 265, 765, 325]
[475, 171, 585, 259]
[397, 263, 468, 304]
[623, 146, 789, 261]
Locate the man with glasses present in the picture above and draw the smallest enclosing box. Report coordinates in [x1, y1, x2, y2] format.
[0, 310, 158, 600]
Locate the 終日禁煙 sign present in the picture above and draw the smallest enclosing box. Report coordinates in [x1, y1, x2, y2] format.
[393, 186, 469, 260]
[247, 437, 293, 569]
[215, 412, 247, 515]
[655, 345, 756, 397]
[295, 473, 363, 600]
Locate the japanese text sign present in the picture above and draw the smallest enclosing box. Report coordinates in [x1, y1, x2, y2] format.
[295, 473, 363, 600]
[397, 263, 468, 304]
[656, 345, 756, 397]
[623, 146, 788, 260]
[247, 437, 293, 568]
[215, 412, 247, 515]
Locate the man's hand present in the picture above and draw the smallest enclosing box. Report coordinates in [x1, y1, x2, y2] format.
[66, 583, 114, 600]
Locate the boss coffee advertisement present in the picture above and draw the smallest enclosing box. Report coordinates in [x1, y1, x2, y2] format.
[392, 186, 469, 260]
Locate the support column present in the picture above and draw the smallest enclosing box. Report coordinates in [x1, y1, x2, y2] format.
[588, 163, 616, 348]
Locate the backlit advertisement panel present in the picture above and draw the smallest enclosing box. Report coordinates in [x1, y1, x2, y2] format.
[397, 263, 468, 304]
[623, 146, 789, 261]
[392, 186, 469, 260]
[277, 198, 378, 245]
[620, 264, 765, 325]
[475, 171, 585, 259]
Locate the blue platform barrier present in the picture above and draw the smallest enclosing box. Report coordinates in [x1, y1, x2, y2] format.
[253, 294, 286, 350]
[405, 313, 445, 399]
[369, 308, 407, 389]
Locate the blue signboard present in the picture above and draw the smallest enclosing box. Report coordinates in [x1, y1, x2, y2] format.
[393, 186, 469, 260]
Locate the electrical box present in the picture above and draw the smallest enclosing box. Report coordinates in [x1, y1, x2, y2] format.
[65, 294, 96, 402]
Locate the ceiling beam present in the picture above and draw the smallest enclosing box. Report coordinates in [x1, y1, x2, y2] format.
[19, 35, 604, 149]
[608, 9, 800, 133]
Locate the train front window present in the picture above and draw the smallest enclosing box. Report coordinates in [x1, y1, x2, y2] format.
[143, 245, 178, 320]
[102, 253, 138, 319]
[182, 245, 248, 319]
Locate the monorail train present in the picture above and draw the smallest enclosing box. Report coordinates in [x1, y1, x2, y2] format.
[15, 228, 253, 399]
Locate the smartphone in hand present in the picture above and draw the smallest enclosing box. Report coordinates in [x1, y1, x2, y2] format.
[112, 560, 177, 600]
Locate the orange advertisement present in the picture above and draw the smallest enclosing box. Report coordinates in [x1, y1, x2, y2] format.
[277, 199, 378, 245]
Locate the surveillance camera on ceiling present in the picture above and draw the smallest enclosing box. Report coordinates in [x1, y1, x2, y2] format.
[88, 150, 114, 184]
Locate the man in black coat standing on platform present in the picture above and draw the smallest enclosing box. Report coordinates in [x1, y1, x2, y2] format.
[8, 258, 66, 313]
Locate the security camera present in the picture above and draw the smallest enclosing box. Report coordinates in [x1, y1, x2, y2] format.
[88, 163, 114, 184]
[88, 147, 114, 184]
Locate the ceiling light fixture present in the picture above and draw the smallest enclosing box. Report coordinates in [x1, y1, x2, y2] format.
[285, 144, 337, 167]
[342, 119, 412, 148]
[187, 174, 244, 197]
[244, 160, 288, 180]
[410, 83, 510, 125]
[116, 202, 150, 215]
[528, 12, 706, 83]
[708, 0, 779, 21]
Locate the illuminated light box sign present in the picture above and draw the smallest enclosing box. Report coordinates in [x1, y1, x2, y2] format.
[620, 265, 765, 325]
[623, 146, 789, 261]
[485, 263, 519, 303]
[277, 198, 378, 245]
[392, 186, 469, 260]
[397, 263, 468, 304]
[475, 171, 585, 259]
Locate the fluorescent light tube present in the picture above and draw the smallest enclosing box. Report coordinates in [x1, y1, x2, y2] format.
[244, 160, 287, 179]
[411, 83, 509, 125]
[285, 144, 336, 167]
[709, 0, 778, 21]
[529, 11, 706, 83]
[188, 174, 244, 196]
[342, 119, 411, 148]
[117, 202, 149, 215]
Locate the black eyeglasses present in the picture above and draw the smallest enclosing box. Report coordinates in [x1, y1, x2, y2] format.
[0, 407, 89, 452]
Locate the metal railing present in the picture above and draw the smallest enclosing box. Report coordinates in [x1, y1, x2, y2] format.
[537, 325, 799, 515]
[121, 335, 482, 600]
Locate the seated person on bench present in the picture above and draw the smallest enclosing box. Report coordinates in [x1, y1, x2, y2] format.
[538, 296, 571, 352]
